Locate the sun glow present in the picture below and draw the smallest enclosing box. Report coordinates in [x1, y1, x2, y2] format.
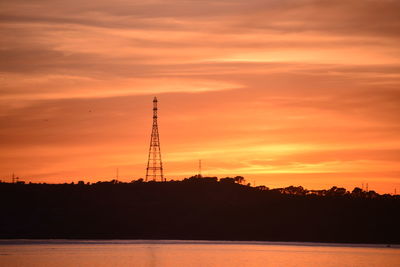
[1, 0, 400, 193]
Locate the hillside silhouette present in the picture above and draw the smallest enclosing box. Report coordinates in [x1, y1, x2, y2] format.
[1, 176, 399, 244]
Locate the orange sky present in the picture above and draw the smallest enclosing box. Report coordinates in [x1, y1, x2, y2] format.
[1, 0, 399, 193]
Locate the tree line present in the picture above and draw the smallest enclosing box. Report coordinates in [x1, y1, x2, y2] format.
[0, 176, 399, 243]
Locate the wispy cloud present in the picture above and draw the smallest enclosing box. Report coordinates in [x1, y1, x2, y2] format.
[1, 0, 399, 193]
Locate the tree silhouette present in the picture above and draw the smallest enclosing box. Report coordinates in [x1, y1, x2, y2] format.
[0, 178, 398, 243]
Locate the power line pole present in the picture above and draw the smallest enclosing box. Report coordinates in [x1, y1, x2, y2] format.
[145, 97, 164, 182]
[198, 159, 202, 178]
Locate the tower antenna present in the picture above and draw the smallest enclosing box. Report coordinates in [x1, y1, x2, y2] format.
[198, 159, 202, 178]
[145, 97, 164, 181]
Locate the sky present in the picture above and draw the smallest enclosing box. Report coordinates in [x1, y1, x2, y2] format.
[1, 0, 399, 193]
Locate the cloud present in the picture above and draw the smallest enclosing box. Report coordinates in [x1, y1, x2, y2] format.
[1, 0, 399, 193]
[2, 0, 400, 36]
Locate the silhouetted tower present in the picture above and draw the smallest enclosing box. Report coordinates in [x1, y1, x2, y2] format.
[198, 159, 202, 178]
[146, 97, 164, 181]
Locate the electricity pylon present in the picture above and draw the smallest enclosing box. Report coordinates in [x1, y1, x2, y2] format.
[145, 97, 164, 181]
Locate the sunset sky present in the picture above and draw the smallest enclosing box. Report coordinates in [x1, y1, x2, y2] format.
[1, 0, 399, 193]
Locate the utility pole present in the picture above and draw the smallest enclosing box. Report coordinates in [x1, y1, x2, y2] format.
[198, 159, 202, 178]
[145, 97, 164, 182]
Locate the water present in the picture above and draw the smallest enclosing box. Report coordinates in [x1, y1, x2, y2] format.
[0, 240, 399, 267]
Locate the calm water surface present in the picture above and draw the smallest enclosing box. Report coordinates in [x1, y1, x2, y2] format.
[0, 240, 399, 267]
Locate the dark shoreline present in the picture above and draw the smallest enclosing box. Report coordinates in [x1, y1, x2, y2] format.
[1, 177, 399, 244]
[0, 239, 399, 249]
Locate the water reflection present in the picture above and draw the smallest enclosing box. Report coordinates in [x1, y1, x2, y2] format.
[146, 244, 157, 267]
[0, 240, 398, 267]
